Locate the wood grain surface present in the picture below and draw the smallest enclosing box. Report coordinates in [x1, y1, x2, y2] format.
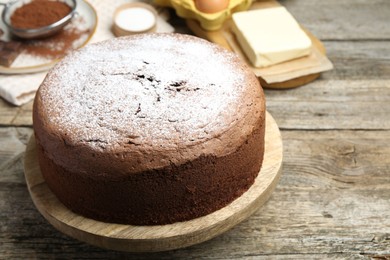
[1, 0, 390, 259]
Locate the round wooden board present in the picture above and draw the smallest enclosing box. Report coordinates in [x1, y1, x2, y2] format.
[24, 111, 283, 252]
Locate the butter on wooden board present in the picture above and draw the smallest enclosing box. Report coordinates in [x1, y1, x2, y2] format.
[231, 6, 312, 68]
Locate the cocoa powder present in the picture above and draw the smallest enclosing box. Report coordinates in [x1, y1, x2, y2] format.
[19, 16, 91, 60]
[11, 0, 72, 29]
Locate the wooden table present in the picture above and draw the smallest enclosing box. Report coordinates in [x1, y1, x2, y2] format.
[1, 0, 389, 258]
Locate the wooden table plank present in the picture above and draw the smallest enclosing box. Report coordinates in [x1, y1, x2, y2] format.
[0, 127, 32, 183]
[0, 99, 33, 126]
[280, 0, 390, 40]
[322, 41, 390, 80]
[265, 79, 390, 130]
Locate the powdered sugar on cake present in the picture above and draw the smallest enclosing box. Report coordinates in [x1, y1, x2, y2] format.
[39, 34, 253, 150]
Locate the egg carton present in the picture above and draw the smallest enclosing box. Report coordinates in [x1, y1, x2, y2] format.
[154, 0, 253, 31]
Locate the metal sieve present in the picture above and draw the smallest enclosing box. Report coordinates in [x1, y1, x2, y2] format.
[1, 0, 77, 39]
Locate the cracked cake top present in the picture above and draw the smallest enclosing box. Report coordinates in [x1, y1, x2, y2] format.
[34, 33, 264, 176]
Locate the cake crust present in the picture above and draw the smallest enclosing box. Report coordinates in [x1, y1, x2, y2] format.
[33, 33, 266, 225]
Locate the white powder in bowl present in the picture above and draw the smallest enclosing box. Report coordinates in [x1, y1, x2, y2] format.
[115, 7, 156, 32]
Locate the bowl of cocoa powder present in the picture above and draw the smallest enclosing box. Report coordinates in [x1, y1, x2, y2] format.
[1, 0, 77, 39]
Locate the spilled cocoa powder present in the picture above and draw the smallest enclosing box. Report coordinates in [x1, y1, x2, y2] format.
[11, 0, 72, 29]
[21, 26, 89, 60]
[16, 16, 91, 62]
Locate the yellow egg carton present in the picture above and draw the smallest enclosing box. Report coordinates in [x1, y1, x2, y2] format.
[154, 0, 253, 31]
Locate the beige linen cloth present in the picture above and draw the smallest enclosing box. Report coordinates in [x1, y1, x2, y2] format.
[0, 0, 174, 106]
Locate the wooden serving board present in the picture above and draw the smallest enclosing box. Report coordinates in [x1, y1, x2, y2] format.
[186, 0, 327, 89]
[23, 111, 283, 252]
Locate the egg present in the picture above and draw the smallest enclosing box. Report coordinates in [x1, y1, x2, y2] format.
[194, 0, 229, 14]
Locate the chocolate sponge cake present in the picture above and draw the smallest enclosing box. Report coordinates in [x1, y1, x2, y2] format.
[33, 33, 266, 225]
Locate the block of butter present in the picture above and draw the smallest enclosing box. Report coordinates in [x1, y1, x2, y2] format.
[231, 6, 312, 68]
